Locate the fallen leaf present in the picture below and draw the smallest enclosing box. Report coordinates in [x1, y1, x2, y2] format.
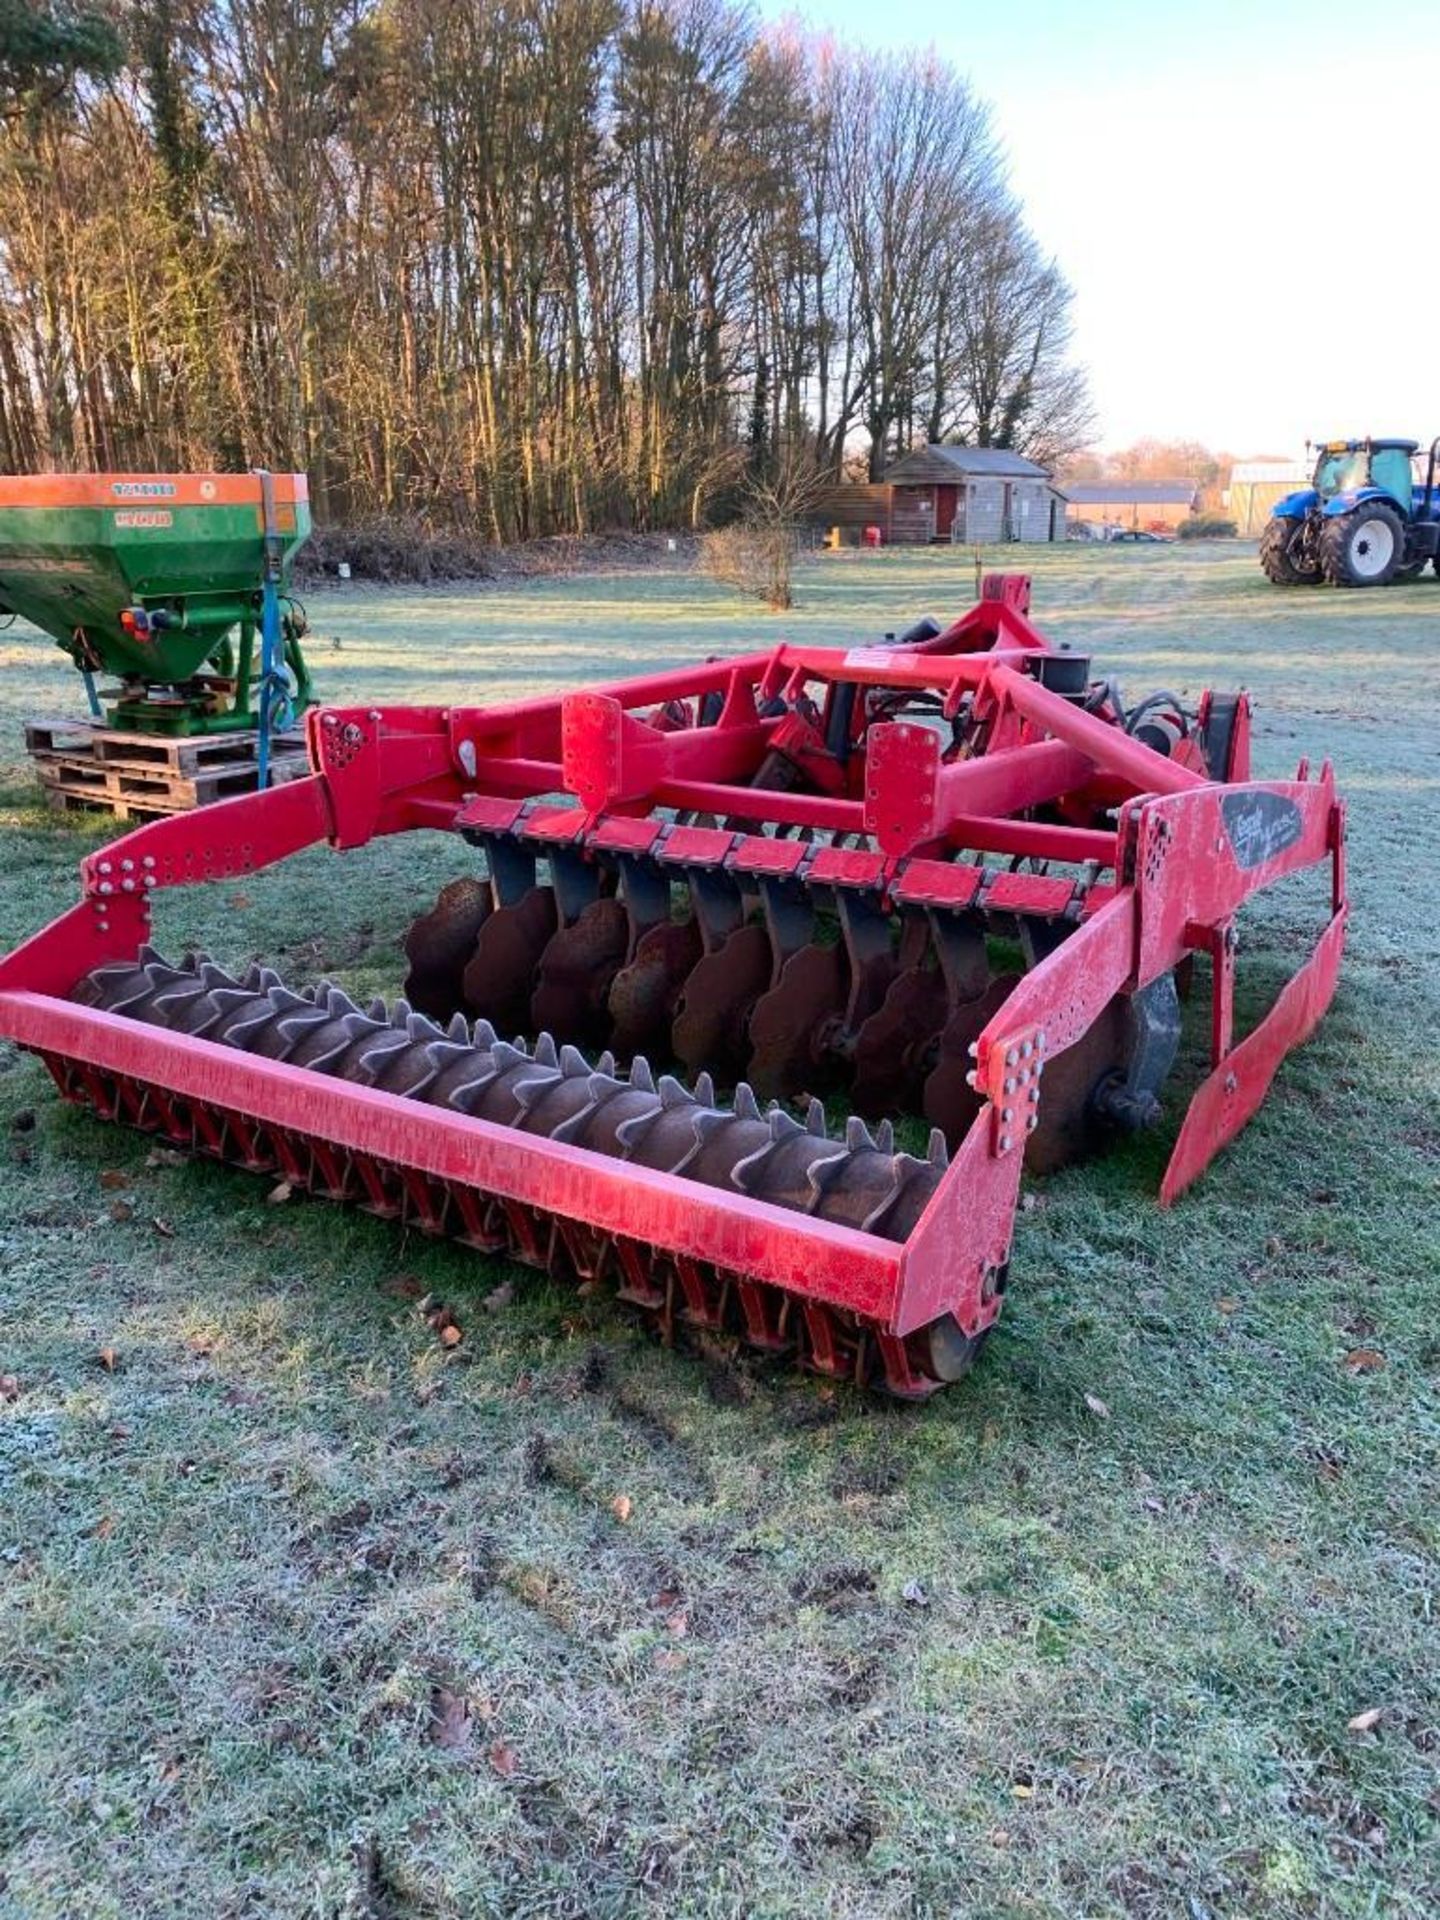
[1011, 1782, 1034, 1800]
[610, 1494, 633, 1524]
[482, 1283, 515, 1314]
[10, 1109, 35, 1134]
[0, 1374, 19, 1402]
[228, 892, 253, 909]
[108, 1200, 134, 1223]
[1343, 1347, 1385, 1375]
[186, 1334, 214, 1356]
[1083, 1392, 1111, 1420]
[488, 1739, 518, 1778]
[266, 1181, 293, 1206]
[664, 1610, 689, 1637]
[654, 1648, 686, 1672]
[93, 1515, 114, 1540]
[652, 1587, 682, 1611]
[99, 1169, 130, 1191]
[1348, 1707, 1383, 1734]
[1216, 1296, 1239, 1314]
[145, 1148, 186, 1169]
[380, 1274, 424, 1301]
[901, 1579, 930, 1608]
[440, 1323, 463, 1349]
[152, 1217, 176, 1238]
[428, 1686, 473, 1752]
[97, 1347, 118, 1372]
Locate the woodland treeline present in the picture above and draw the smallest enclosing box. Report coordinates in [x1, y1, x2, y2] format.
[1, 0, 1091, 538]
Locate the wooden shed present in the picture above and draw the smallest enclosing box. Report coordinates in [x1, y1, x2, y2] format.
[816, 446, 1066, 546]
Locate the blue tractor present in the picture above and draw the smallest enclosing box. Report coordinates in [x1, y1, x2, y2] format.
[1259, 437, 1440, 586]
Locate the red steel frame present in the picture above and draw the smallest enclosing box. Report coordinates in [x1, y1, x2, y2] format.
[0, 579, 1347, 1361]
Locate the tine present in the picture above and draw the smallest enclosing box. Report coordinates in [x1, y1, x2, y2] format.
[875, 1119, 894, 1154]
[734, 1082, 760, 1121]
[630, 1055, 655, 1093]
[390, 997, 413, 1027]
[559, 1044, 589, 1077]
[768, 1108, 801, 1141]
[845, 1115, 876, 1152]
[368, 996, 388, 1020]
[447, 1012, 469, 1042]
[658, 1074, 693, 1108]
[473, 1018, 497, 1049]
[534, 1032, 559, 1067]
[491, 1041, 527, 1073]
[694, 1070, 715, 1108]
[805, 1096, 826, 1137]
[596, 1050, 616, 1077]
[927, 1128, 949, 1170]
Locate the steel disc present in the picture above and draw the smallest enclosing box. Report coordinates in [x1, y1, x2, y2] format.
[608, 918, 703, 1059]
[1025, 997, 1132, 1175]
[851, 964, 951, 1118]
[461, 885, 558, 1037]
[746, 941, 847, 1099]
[922, 974, 1018, 1148]
[531, 897, 631, 1047]
[403, 877, 491, 1019]
[671, 923, 773, 1082]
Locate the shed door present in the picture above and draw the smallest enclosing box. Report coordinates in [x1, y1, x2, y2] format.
[934, 485, 959, 539]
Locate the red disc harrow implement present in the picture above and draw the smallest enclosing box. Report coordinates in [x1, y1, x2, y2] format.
[0, 576, 1347, 1394]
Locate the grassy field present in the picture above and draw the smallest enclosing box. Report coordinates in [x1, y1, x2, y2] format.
[0, 543, 1435, 1919]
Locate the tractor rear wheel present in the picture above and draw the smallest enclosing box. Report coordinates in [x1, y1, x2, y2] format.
[1320, 502, 1405, 586]
[1259, 516, 1320, 584]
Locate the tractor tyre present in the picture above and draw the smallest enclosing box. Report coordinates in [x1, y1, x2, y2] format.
[1319, 502, 1405, 586]
[1259, 516, 1321, 585]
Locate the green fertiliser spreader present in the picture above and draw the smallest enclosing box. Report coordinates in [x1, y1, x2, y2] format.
[0, 472, 313, 746]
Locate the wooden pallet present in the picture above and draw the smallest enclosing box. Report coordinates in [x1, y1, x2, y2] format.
[26, 713, 311, 820]
[24, 716, 307, 774]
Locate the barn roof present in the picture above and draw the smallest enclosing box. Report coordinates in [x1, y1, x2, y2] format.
[1065, 482, 1198, 506]
[883, 444, 1054, 484]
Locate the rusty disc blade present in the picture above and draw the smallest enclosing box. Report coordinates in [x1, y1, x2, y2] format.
[1025, 997, 1131, 1175]
[746, 941, 847, 1100]
[608, 918, 702, 1059]
[851, 964, 950, 1119]
[461, 885, 558, 1037]
[531, 898, 631, 1048]
[671, 922, 773, 1083]
[922, 974, 1018, 1148]
[403, 877, 492, 1020]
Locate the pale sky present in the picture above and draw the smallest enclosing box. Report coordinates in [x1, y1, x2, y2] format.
[762, 0, 1437, 457]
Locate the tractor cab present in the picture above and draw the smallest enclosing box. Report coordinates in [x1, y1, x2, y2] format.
[1311, 438, 1418, 512]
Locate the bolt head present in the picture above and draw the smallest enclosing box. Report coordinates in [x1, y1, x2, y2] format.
[1002, 1107, 1013, 1123]
[1026, 1115, 1038, 1131]
[999, 1133, 1013, 1153]
[1005, 1047, 1018, 1067]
